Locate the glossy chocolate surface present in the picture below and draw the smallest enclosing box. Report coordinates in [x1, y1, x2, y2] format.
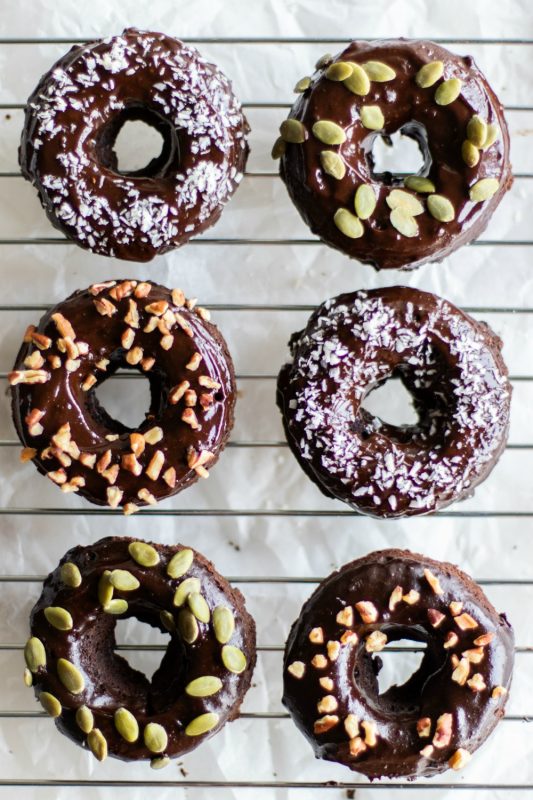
[10, 279, 236, 513]
[280, 39, 512, 270]
[283, 549, 514, 779]
[277, 287, 511, 518]
[19, 28, 249, 261]
[27, 536, 256, 763]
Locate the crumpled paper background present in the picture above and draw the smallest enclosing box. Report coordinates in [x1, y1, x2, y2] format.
[0, 0, 532, 797]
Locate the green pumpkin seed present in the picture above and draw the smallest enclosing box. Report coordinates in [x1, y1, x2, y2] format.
[178, 609, 199, 644]
[75, 705, 94, 734]
[279, 119, 306, 144]
[386, 189, 424, 216]
[469, 177, 500, 202]
[60, 561, 82, 588]
[40, 691, 61, 718]
[354, 184, 377, 220]
[415, 60, 444, 88]
[404, 175, 436, 194]
[87, 728, 108, 761]
[221, 645, 247, 674]
[151, 756, 170, 769]
[435, 78, 463, 106]
[185, 676, 223, 697]
[160, 610, 176, 633]
[319, 150, 346, 180]
[315, 53, 333, 70]
[294, 76, 311, 93]
[390, 207, 419, 238]
[144, 722, 168, 753]
[128, 541, 160, 568]
[109, 569, 140, 592]
[467, 114, 488, 148]
[362, 60, 396, 81]
[44, 606, 73, 631]
[23, 667, 33, 687]
[185, 712, 220, 737]
[312, 120, 346, 145]
[325, 61, 353, 81]
[481, 123, 499, 150]
[98, 571, 113, 607]
[461, 140, 480, 167]
[24, 637, 46, 672]
[57, 657, 85, 694]
[167, 548, 194, 579]
[333, 208, 364, 239]
[360, 105, 384, 130]
[213, 606, 235, 644]
[173, 577, 201, 607]
[343, 62, 370, 95]
[114, 707, 139, 743]
[271, 137, 286, 160]
[104, 598, 128, 615]
[427, 194, 455, 222]
[188, 592, 211, 623]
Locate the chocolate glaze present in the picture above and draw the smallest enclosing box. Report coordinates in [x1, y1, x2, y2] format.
[277, 287, 511, 518]
[279, 39, 513, 270]
[26, 536, 256, 763]
[10, 279, 236, 513]
[283, 549, 514, 779]
[19, 28, 249, 261]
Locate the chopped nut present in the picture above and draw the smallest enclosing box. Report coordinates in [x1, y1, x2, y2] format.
[455, 613, 478, 631]
[145, 300, 168, 316]
[198, 375, 221, 390]
[171, 288, 185, 307]
[123, 503, 139, 516]
[110, 280, 136, 301]
[491, 685, 507, 699]
[82, 374, 97, 391]
[57, 337, 79, 359]
[186, 298, 198, 310]
[20, 447, 37, 462]
[388, 585, 403, 611]
[402, 590, 420, 605]
[433, 712, 453, 748]
[309, 627, 324, 644]
[25, 408, 44, 433]
[93, 297, 117, 316]
[340, 630, 358, 645]
[144, 316, 159, 334]
[199, 392, 214, 409]
[184, 389, 197, 407]
[61, 477, 86, 493]
[65, 358, 81, 372]
[452, 658, 470, 686]
[344, 714, 359, 739]
[122, 453, 143, 476]
[175, 312, 194, 337]
[126, 346, 143, 366]
[106, 486, 123, 508]
[48, 469, 67, 485]
[451, 654, 460, 668]
[141, 357, 155, 372]
[24, 351, 45, 369]
[163, 467, 176, 488]
[169, 381, 190, 404]
[427, 608, 446, 628]
[96, 359, 109, 371]
[134, 282, 151, 298]
[462, 647, 484, 664]
[8, 369, 50, 385]
[355, 601, 379, 623]
[448, 748, 471, 771]
[311, 654, 328, 669]
[129, 433, 145, 457]
[48, 355, 61, 369]
[443, 631, 459, 649]
[77, 342, 89, 355]
[96, 450, 112, 474]
[420, 745, 434, 759]
[327, 641, 341, 661]
[160, 334, 174, 350]
[467, 673, 486, 692]
[144, 427, 163, 445]
[187, 449, 214, 470]
[195, 465, 209, 479]
[474, 632, 494, 647]
[102, 465, 119, 485]
[313, 715, 339, 734]
[336, 606, 354, 627]
[162, 309, 176, 330]
[319, 677, 334, 692]
[30, 332, 52, 350]
[349, 736, 367, 757]
[424, 568, 444, 595]
[361, 720, 378, 747]
[317, 695, 338, 714]
[52, 448, 72, 468]
[52, 423, 71, 451]
[365, 630, 387, 653]
[186, 352, 202, 371]
[287, 661, 305, 679]
[146, 450, 165, 481]
[138, 488, 157, 505]
[182, 409, 200, 429]
[89, 280, 116, 295]
[449, 601, 463, 616]
[23, 325, 36, 342]
[196, 306, 211, 321]
[121, 328, 135, 350]
[79, 453, 97, 469]
[417, 717, 432, 738]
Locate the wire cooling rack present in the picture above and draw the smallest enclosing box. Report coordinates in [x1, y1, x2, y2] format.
[0, 16, 533, 799]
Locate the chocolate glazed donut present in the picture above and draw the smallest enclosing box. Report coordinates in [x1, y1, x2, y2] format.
[19, 28, 249, 261]
[23, 537, 256, 765]
[9, 280, 235, 514]
[283, 549, 514, 779]
[274, 39, 512, 270]
[277, 287, 511, 518]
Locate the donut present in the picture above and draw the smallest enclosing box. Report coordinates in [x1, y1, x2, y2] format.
[9, 279, 235, 514]
[23, 536, 256, 765]
[19, 28, 249, 261]
[283, 549, 514, 779]
[277, 287, 511, 518]
[274, 39, 512, 270]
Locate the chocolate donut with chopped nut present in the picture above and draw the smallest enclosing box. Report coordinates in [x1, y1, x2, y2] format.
[10, 279, 235, 513]
[24, 536, 256, 765]
[283, 549, 513, 779]
[274, 39, 512, 270]
[277, 287, 511, 518]
[19, 28, 249, 261]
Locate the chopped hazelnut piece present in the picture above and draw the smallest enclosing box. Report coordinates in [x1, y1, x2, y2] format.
[130, 433, 145, 457]
[449, 601, 463, 616]
[8, 369, 50, 385]
[402, 590, 420, 605]
[448, 748, 471, 771]
[388, 585, 403, 611]
[199, 392, 215, 409]
[169, 381, 190, 404]
[61, 477, 86, 493]
[146, 450, 165, 481]
[110, 280, 136, 301]
[491, 685, 507, 699]
[66, 358, 81, 372]
[96, 449, 112, 474]
[355, 601, 379, 623]
[144, 427, 163, 445]
[433, 712, 453, 748]
[93, 297, 117, 316]
[146, 300, 168, 316]
[182, 409, 200, 429]
[319, 677, 334, 692]
[175, 312, 194, 337]
[121, 328, 135, 350]
[427, 608, 446, 628]
[186, 352, 202, 371]
[96, 359, 109, 371]
[340, 630, 358, 645]
[349, 736, 367, 757]
[138, 488, 157, 505]
[327, 641, 341, 661]
[198, 375, 221, 390]
[417, 717, 432, 738]
[187, 449, 214, 470]
[160, 334, 174, 350]
[105, 434, 119, 442]
[455, 612, 478, 631]
[144, 316, 159, 333]
[134, 282, 151, 298]
[106, 486, 123, 508]
[308, 627, 324, 644]
[102, 465, 119, 485]
[25, 408, 44, 432]
[311, 654, 328, 669]
[126, 347, 143, 366]
[287, 661, 305, 679]
[344, 714, 359, 739]
[79, 453, 97, 469]
[89, 281, 116, 296]
[365, 630, 387, 653]
[420, 745, 434, 759]
[124, 300, 140, 329]
[122, 453, 142, 476]
[424, 568, 444, 595]
[123, 503, 139, 516]
[443, 631, 459, 649]
[467, 673, 486, 692]
[474, 632, 494, 647]
[452, 657, 470, 686]
[163, 467, 176, 488]
[171, 288, 185, 307]
[20, 447, 37, 462]
[82, 374, 97, 391]
[451, 654, 460, 668]
[48, 469, 67, 485]
[141, 357, 155, 372]
[186, 298, 198, 310]
[24, 351, 45, 369]
[336, 606, 354, 627]
[462, 647, 484, 664]
[184, 389, 197, 407]
[317, 695, 338, 714]
[313, 715, 339, 735]
[196, 306, 211, 321]
[52, 423, 71, 451]
[361, 720, 378, 747]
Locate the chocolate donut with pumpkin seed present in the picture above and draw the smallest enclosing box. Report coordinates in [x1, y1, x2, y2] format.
[283, 549, 514, 779]
[274, 39, 512, 270]
[24, 537, 256, 765]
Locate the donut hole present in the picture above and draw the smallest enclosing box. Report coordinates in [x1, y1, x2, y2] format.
[93, 368, 153, 431]
[114, 616, 172, 681]
[368, 123, 431, 185]
[375, 638, 427, 696]
[360, 376, 419, 436]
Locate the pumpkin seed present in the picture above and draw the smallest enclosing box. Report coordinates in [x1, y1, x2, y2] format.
[40, 691, 61, 718]
[57, 657, 85, 694]
[415, 60, 444, 88]
[109, 569, 140, 592]
[390, 207, 419, 238]
[343, 62, 370, 95]
[333, 208, 364, 239]
[185, 712, 220, 737]
[312, 120, 346, 145]
[435, 78, 463, 106]
[386, 189, 424, 216]
[60, 561, 82, 588]
[75, 705, 94, 734]
[173, 577, 201, 607]
[360, 105, 384, 130]
[469, 177, 500, 202]
[128, 541, 160, 568]
[160, 610, 176, 633]
[461, 140, 480, 167]
[24, 637, 46, 672]
[185, 676, 223, 697]
[23, 667, 33, 687]
[167, 548, 194, 579]
[294, 76, 311, 93]
[150, 756, 170, 769]
[144, 722, 168, 753]
[325, 61, 353, 81]
[427, 194, 455, 222]
[315, 53, 333, 70]
[319, 150, 346, 180]
[404, 175, 436, 194]
[188, 592, 211, 623]
[271, 137, 286, 159]
[87, 728, 108, 761]
[104, 598, 128, 615]
[178, 609, 199, 644]
[481, 123, 499, 150]
[44, 606, 73, 631]
[279, 119, 306, 144]
[114, 707, 139, 743]
[221, 645, 247, 674]
[467, 114, 487, 148]
[213, 606, 235, 644]
[362, 60, 396, 81]
[98, 571, 113, 607]
[354, 184, 377, 219]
